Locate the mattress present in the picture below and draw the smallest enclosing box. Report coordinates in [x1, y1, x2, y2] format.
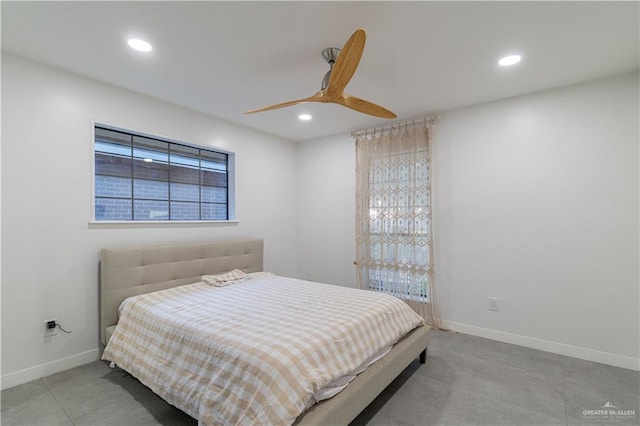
[102, 275, 424, 425]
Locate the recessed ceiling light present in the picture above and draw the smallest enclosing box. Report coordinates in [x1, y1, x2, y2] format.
[498, 54, 522, 66]
[128, 38, 153, 52]
[298, 114, 312, 121]
[143, 158, 153, 163]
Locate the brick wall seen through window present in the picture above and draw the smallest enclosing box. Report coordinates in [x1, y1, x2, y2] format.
[94, 126, 231, 221]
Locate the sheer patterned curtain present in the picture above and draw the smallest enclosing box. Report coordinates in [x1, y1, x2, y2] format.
[354, 119, 441, 328]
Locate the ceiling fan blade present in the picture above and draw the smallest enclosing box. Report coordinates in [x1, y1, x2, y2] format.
[244, 92, 323, 114]
[338, 94, 397, 119]
[325, 29, 366, 97]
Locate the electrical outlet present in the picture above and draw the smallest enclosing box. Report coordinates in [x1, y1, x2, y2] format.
[488, 297, 499, 312]
[44, 319, 57, 335]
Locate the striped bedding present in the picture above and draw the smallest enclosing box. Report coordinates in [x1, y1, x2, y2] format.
[101, 275, 423, 425]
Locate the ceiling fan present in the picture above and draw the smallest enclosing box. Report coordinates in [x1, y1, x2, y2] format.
[245, 28, 396, 119]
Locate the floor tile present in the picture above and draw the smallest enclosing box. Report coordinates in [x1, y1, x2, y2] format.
[364, 409, 414, 426]
[430, 330, 564, 380]
[420, 344, 566, 415]
[561, 355, 639, 426]
[71, 397, 172, 425]
[3, 332, 639, 426]
[439, 391, 566, 426]
[564, 379, 640, 426]
[369, 375, 452, 425]
[43, 362, 150, 420]
[561, 355, 640, 393]
[0, 380, 71, 426]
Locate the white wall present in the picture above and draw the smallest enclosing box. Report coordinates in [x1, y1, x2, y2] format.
[296, 138, 356, 286]
[1, 54, 299, 388]
[297, 72, 639, 370]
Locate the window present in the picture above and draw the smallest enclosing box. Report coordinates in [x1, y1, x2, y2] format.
[354, 121, 441, 326]
[364, 149, 431, 302]
[93, 125, 233, 222]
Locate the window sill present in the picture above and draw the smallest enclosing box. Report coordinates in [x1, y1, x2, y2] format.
[89, 220, 239, 227]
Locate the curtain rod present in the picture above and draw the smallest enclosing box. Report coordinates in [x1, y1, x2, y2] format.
[350, 114, 440, 138]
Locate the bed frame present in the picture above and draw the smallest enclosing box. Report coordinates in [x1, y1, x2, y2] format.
[100, 238, 430, 425]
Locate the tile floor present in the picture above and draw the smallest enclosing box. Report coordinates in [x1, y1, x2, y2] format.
[2, 330, 638, 425]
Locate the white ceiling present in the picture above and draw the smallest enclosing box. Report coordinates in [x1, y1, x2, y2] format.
[2, 1, 638, 142]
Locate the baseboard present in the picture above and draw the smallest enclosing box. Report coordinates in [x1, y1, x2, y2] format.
[1, 348, 101, 390]
[441, 320, 640, 371]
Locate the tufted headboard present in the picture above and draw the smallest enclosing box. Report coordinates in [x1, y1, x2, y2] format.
[100, 238, 263, 345]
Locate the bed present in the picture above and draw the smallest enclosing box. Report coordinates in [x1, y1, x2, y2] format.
[100, 238, 431, 425]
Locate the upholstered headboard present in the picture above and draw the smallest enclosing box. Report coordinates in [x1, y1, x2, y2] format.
[100, 238, 264, 345]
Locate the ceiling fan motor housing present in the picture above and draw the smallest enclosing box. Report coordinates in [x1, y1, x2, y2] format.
[321, 47, 341, 90]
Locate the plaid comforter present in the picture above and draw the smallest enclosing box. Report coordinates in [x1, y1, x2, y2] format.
[102, 275, 423, 425]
